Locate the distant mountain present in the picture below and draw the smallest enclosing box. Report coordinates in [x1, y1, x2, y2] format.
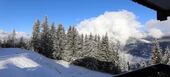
[125, 36, 170, 58]
[0, 31, 30, 40]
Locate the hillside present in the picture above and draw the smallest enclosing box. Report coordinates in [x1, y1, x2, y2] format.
[125, 36, 170, 58]
[0, 48, 112, 77]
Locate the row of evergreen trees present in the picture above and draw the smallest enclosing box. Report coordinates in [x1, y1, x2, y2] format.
[0, 29, 27, 48]
[151, 40, 170, 65]
[31, 16, 122, 73]
[31, 16, 120, 62]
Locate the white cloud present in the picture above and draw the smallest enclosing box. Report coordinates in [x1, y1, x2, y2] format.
[0, 29, 4, 33]
[146, 18, 170, 38]
[148, 28, 164, 38]
[77, 10, 145, 45]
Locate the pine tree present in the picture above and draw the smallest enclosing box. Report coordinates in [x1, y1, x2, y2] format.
[49, 22, 57, 59]
[119, 53, 128, 72]
[98, 33, 110, 61]
[79, 34, 84, 57]
[64, 26, 72, 61]
[151, 39, 162, 65]
[82, 34, 89, 56]
[11, 29, 16, 48]
[113, 41, 121, 63]
[84, 33, 98, 58]
[53, 23, 66, 60]
[18, 37, 26, 49]
[65, 26, 79, 61]
[75, 34, 84, 59]
[72, 27, 79, 59]
[25, 40, 32, 50]
[41, 16, 52, 57]
[162, 47, 170, 64]
[5, 36, 11, 48]
[109, 40, 121, 72]
[31, 19, 41, 52]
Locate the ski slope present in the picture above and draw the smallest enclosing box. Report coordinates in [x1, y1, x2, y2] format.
[0, 48, 112, 77]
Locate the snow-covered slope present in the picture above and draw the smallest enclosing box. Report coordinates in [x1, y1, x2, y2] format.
[0, 48, 112, 77]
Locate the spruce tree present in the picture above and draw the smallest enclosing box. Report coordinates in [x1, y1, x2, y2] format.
[65, 26, 79, 61]
[49, 22, 57, 59]
[64, 26, 72, 61]
[75, 34, 84, 59]
[82, 34, 89, 56]
[151, 39, 162, 65]
[53, 23, 66, 60]
[31, 19, 41, 52]
[167, 58, 170, 65]
[11, 29, 16, 48]
[41, 16, 52, 57]
[98, 33, 110, 61]
[84, 33, 98, 58]
[162, 47, 170, 64]
[18, 37, 26, 49]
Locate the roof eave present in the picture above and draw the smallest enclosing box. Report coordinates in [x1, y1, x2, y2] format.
[132, 0, 165, 11]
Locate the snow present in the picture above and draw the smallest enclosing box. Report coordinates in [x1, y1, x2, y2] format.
[0, 48, 112, 77]
[139, 39, 151, 44]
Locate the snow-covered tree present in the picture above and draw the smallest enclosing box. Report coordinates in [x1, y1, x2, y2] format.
[17, 37, 26, 49]
[162, 47, 170, 64]
[109, 41, 121, 72]
[31, 19, 41, 52]
[167, 58, 170, 65]
[49, 22, 57, 59]
[11, 29, 16, 48]
[74, 34, 84, 59]
[41, 16, 52, 57]
[119, 54, 129, 72]
[77, 34, 84, 58]
[53, 23, 66, 60]
[4, 29, 17, 48]
[25, 40, 32, 50]
[65, 26, 79, 61]
[151, 39, 162, 65]
[83, 33, 98, 58]
[98, 33, 110, 61]
[82, 34, 89, 56]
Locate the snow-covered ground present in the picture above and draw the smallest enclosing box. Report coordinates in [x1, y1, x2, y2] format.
[0, 48, 112, 77]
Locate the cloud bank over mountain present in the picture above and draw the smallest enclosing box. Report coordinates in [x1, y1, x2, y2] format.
[77, 10, 145, 45]
[146, 18, 170, 38]
[77, 10, 170, 44]
[0, 29, 30, 40]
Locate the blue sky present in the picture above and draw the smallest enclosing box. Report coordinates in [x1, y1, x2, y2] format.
[0, 0, 156, 34]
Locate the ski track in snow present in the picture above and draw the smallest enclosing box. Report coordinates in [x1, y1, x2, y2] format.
[0, 48, 112, 77]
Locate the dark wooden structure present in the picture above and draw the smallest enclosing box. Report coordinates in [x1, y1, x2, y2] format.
[133, 0, 170, 21]
[114, 64, 170, 77]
